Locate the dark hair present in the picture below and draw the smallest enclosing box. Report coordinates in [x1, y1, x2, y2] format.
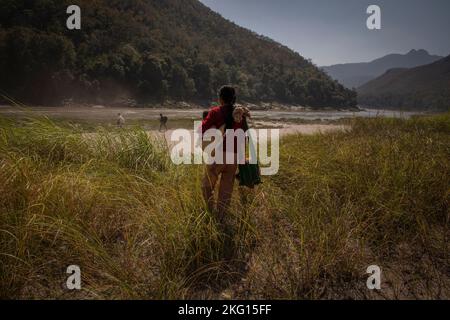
[218, 85, 236, 106]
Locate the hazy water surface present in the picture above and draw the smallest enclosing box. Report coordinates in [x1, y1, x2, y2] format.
[0, 105, 426, 122]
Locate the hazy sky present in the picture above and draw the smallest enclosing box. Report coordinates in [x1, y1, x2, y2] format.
[199, 0, 450, 66]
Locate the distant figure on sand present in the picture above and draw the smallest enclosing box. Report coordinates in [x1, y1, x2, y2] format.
[159, 114, 168, 132]
[117, 113, 125, 128]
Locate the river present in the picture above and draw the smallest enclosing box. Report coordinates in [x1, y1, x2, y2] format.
[0, 105, 425, 123]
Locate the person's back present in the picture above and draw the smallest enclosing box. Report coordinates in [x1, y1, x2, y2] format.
[117, 113, 125, 128]
[201, 86, 249, 224]
[159, 114, 168, 132]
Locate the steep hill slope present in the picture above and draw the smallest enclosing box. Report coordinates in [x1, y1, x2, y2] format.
[0, 0, 356, 108]
[357, 55, 450, 111]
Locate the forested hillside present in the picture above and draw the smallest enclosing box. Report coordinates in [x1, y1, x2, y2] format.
[0, 0, 356, 108]
[358, 55, 450, 111]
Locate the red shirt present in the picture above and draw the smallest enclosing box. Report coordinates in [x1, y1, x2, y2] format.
[201, 105, 245, 154]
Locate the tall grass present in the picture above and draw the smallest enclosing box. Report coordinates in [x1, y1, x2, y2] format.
[0, 114, 448, 299]
[249, 114, 449, 299]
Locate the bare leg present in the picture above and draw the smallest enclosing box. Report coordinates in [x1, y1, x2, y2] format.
[202, 164, 219, 214]
[217, 164, 238, 219]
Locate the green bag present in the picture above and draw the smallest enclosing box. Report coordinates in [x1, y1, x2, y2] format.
[237, 162, 262, 188]
[237, 117, 262, 188]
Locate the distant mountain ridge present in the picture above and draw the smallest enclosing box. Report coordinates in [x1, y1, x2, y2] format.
[322, 50, 443, 88]
[357, 55, 450, 111]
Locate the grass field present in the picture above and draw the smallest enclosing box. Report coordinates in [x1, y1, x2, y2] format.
[0, 113, 449, 299]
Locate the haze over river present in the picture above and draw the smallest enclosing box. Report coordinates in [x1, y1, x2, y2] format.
[0, 105, 426, 123]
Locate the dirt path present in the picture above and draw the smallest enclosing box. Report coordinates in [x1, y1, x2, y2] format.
[252, 121, 348, 136]
[154, 122, 348, 141]
[143, 123, 349, 155]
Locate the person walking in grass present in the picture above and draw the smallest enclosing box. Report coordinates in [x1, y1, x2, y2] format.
[159, 113, 168, 132]
[117, 113, 125, 128]
[201, 86, 249, 223]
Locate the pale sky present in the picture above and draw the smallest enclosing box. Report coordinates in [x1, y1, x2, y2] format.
[199, 0, 450, 66]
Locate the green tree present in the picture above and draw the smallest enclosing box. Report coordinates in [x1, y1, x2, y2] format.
[192, 63, 212, 98]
